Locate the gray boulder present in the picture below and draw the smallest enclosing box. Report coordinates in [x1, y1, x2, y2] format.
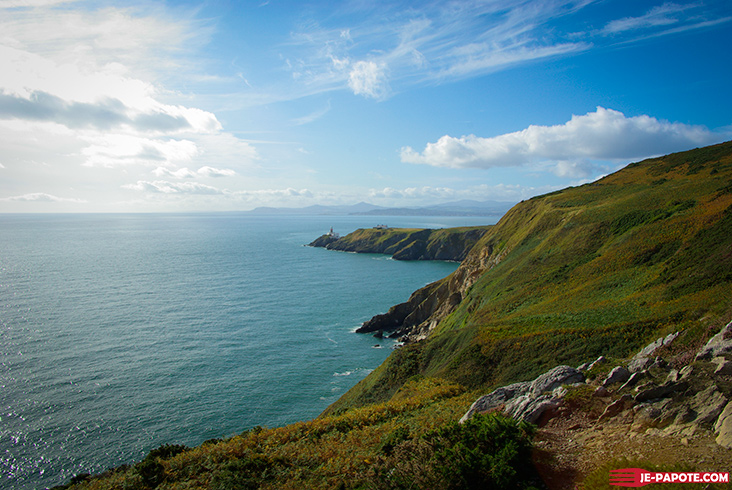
[505, 393, 562, 424]
[619, 371, 646, 391]
[459, 382, 530, 423]
[460, 365, 584, 424]
[529, 365, 585, 396]
[714, 401, 732, 448]
[602, 366, 631, 387]
[634, 380, 688, 403]
[696, 320, 732, 361]
[629, 332, 679, 372]
[712, 356, 732, 375]
[691, 385, 728, 428]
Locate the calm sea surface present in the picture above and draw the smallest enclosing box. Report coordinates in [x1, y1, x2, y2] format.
[0, 213, 496, 489]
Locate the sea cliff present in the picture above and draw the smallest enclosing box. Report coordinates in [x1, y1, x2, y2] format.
[308, 226, 489, 261]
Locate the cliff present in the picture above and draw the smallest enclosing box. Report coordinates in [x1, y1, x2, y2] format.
[308, 226, 490, 261]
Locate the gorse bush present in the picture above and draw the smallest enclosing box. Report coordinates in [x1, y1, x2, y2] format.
[365, 413, 540, 490]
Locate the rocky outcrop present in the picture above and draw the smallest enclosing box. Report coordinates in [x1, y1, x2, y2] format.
[460, 321, 732, 448]
[628, 331, 679, 372]
[460, 366, 585, 424]
[696, 320, 732, 360]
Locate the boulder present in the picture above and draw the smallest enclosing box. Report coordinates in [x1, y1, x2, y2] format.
[528, 365, 585, 396]
[598, 394, 634, 422]
[460, 365, 584, 424]
[459, 382, 530, 423]
[593, 386, 610, 397]
[696, 320, 732, 361]
[691, 385, 728, 428]
[619, 371, 646, 391]
[712, 356, 732, 375]
[587, 356, 607, 372]
[634, 381, 688, 403]
[602, 366, 631, 387]
[714, 401, 732, 448]
[505, 393, 562, 424]
[629, 332, 679, 372]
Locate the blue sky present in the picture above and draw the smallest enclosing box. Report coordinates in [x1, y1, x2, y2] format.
[1, 0, 731, 212]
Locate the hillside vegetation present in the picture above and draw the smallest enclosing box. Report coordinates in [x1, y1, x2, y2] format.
[328, 141, 732, 411]
[60, 141, 732, 490]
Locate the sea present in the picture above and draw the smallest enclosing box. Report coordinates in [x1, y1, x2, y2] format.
[0, 213, 498, 489]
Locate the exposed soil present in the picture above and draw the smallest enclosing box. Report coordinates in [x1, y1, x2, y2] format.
[531, 403, 732, 489]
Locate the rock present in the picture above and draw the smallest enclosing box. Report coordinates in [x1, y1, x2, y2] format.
[628, 357, 653, 373]
[593, 386, 609, 397]
[634, 381, 688, 403]
[460, 365, 583, 424]
[587, 356, 607, 371]
[714, 401, 732, 448]
[598, 394, 634, 422]
[712, 356, 732, 375]
[619, 371, 646, 391]
[674, 405, 696, 425]
[529, 365, 585, 396]
[577, 361, 592, 372]
[632, 400, 675, 431]
[691, 385, 728, 428]
[459, 382, 530, 423]
[696, 320, 732, 361]
[504, 385, 572, 425]
[679, 365, 695, 380]
[629, 332, 679, 372]
[602, 366, 631, 387]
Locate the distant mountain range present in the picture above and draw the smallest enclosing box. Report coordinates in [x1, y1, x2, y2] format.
[247, 200, 516, 217]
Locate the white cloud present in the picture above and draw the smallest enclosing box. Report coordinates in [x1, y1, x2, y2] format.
[286, 1, 594, 100]
[0, 1, 254, 196]
[0, 1, 72, 9]
[0, 192, 86, 203]
[401, 107, 728, 173]
[602, 3, 691, 35]
[152, 167, 198, 178]
[348, 60, 389, 99]
[197, 166, 236, 178]
[81, 135, 199, 168]
[152, 166, 236, 179]
[123, 180, 223, 195]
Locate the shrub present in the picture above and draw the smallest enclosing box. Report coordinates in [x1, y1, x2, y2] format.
[365, 413, 540, 490]
[134, 443, 188, 488]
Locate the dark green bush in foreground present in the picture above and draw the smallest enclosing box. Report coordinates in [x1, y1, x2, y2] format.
[364, 413, 541, 490]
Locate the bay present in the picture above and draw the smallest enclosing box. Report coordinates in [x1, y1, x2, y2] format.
[0, 213, 496, 489]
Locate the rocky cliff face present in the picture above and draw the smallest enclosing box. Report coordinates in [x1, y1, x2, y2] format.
[308, 226, 489, 262]
[355, 211, 513, 340]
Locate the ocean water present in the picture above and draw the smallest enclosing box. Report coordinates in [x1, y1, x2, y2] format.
[0, 213, 496, 489]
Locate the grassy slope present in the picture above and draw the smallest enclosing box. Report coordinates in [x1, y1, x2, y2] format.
[64, 142, 732, 490]
[329, 141, 732, 411]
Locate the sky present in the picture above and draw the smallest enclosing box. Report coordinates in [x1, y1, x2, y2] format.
[1, 0, 731, 213]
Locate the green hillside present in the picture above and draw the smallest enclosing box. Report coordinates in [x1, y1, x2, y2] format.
[59, 142, 732, 490]
[328, 140, 732, 411]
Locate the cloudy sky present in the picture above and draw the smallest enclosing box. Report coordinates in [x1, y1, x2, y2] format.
[1, 0, 731, 212]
